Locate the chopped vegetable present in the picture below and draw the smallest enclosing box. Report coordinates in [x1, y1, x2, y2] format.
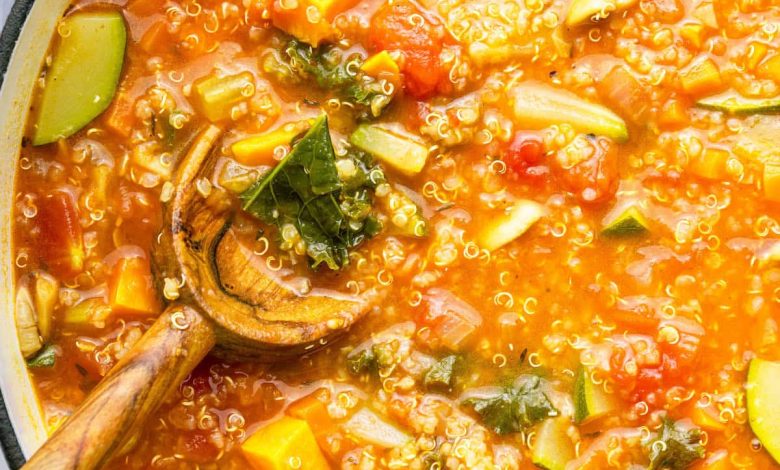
[691, 402, 727, 432]
[597, 66, 648, 123]
[15, 286, 42, 358]
[346, 347, 378, 375]
[532, 417, 575, 470]
[424, 355, 460, 390]
[241, 416, 330, 470]
[263, 39, 394, 117]
[477, 200, 546, 251]
[679, 58, 724, 97]
[349, 125, 429, 176]
[241, 115, 385, 269]
[361, 51, 401, 85]
[511, 81, 628, 143]
[463, 375, 558, 435]
[231, 121, 311, 167]
[764, 162, 780, 203]
[747, 358, 780, 464]
[109, 257, 159, 316]
[27, 344, 57, 369]
[758, 55, 780, 83]
[102, 88, 135, 137]
[566, 0, 638, 27]
[645, 417, 705, 470]
[601, 206, 649, 237]
[31, 271, 58, 342]
[32, 11, 127, 145]
[63, 297, 111, 326]
[343, 408, 412, 448]
[270, 0, 358, 46]
[191, 72, 255, 123]
[658, 99, 689, 130]
[379, 187, 428, 237]
[689, 147, 730, 180]
[287, 394, 334, 432]
[36, 192, 85, 278]
[697, 93, 780, 115]
[573, 368, 617, 424]
[421, 289, 483, 351]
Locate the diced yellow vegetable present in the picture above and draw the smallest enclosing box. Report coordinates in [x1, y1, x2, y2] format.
[63, 298, 112, 326]
[271, 0, 358, 46]
[532, 417, 575, 470]
[566, 0, 638, 27]
[361, 51, 401, 85]
[764, 161, 780, 203]
[679, 58, 724, 97]
[232, 122, 311, 167]
[658, 99, 689, 130]
[510, 81, 628, 143]
[349, 125, 429, 176]
[690, 148, 730, 180]
[477, 200, 546, 251]
[680, 23, 706, 49]
[241, 416, 330, 470]
[15, 286, 42, 358]
[747, 358, 780, 464]
[692, 1, 718, 29]
[692, 403, 727, 432]
[746, 42, 769, 73]
[758, 54, 780, 83]
[191, 72, 255, 123]
[32, 271, 59, 342]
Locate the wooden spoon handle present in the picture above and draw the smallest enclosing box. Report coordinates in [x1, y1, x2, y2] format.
[23, 304, 216, 470]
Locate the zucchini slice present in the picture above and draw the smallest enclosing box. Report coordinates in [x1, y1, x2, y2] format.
[747, 358, 780, 464]
[33, 11, 127, 145]
[349, 125, 430, 176]
[511, 81, 629, 143]
[573, 368, 617, 424]
[566, 0, 638, 27]
[532, 417, 575, 470]
[697, 93, 780, 115]
[477, 200, 546, 251]
[601, 206, 648, 236]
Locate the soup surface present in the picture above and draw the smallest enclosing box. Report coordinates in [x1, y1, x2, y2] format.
[12, 0, 780, 468]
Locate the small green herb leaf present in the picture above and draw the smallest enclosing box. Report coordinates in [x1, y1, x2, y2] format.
[241, 115, 385, 270]
[424, 355, 460, 390]
[646, 417, 705, 470]
[27, 344, 57, 368]
[347, 348, 378, 376]
[463, 375, 558, 435]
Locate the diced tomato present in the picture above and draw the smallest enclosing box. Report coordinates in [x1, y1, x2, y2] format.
[417, 288, 482, 350]
[35, 192, 85, 277]
[552, 135, 618, 204]
[109, 257, 160, 316]
[369, 0, 450, 98]
[505, 132, 547, 179]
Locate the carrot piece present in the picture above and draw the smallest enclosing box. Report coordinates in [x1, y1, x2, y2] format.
[271, 0, 358, 46]
[109, 257, 160, 316]
[231, 122, 310, 167]
[691, 404, 726, 432]
[241, 416, 330, 470]
[680, 23, 706, 49]
[764, 161, 780, 203]
[103, 89, 135, 138]
[658, 99, 689, 130]
[690, 148, 730, 180]
[288, 394, 334, 431]
[36, 192, 85, 277]
[361, 51, 401, 86]
[139, 21, 171, 55]
[758, 54, 780, 83]
[746, 42, 769, 72]
[679, 58, 725, 96]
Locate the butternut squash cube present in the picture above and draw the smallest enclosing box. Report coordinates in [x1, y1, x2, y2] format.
[241, 416, 330, 470]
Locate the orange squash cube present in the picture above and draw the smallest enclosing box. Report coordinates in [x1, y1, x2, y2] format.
[109, 257, 160, 316]
[241, 416, 330, 470]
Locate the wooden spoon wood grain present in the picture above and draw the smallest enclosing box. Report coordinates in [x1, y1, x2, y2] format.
[23, 125, 378, 470]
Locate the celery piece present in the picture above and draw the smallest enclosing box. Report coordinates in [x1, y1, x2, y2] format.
[191, 71, 255, 122]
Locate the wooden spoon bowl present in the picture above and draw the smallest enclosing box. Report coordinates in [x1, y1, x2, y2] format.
[23, 125, 378, 469]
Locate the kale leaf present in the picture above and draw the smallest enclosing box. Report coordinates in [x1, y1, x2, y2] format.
[27, 344, 56, 368]
[263, 39, 394, 117]
[241, 115, 384, 270]
[424, 355, 461, 390]
[646, 417, 705, 470]
[463, 375, 558, 435]
[346, 347, 378, 376]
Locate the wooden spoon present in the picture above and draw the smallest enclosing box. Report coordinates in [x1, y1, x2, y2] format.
[23, 125, 379, 469]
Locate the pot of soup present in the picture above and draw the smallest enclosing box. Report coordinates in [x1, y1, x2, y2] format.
[1, 0, 780, 468]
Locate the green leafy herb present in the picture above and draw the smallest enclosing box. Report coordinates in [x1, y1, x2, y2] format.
[424, 355, 461, 390]
[241, 115, 385, 270]
[646, 417, 705, 470]
[27, 344, 57, 368]
[347, 348, 378, 375]
[463, 375, 558, 435]
[263, 39, 394, 117]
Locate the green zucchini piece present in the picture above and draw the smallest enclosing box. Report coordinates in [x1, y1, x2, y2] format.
[601, 206, 648, 236]
[532, 417, 575, 470]
[511, 81, 628, 143]
[697, 93, 780, 115]
[566, 0, 638, 27]
[349, 125, 429, 176]
[747, 358, 780, 464]
[33, 11, 127, 145]
[191, 71, 255, 122]
[573, 368, 617, 424]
